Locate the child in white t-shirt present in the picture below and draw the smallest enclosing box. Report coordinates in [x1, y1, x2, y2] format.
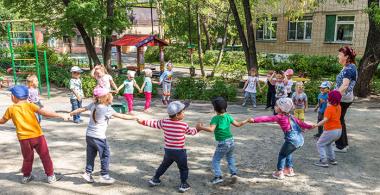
[242, 68, 262, 108]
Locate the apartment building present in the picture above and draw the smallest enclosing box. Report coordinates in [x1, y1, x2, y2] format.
[255, 0, 369, 56]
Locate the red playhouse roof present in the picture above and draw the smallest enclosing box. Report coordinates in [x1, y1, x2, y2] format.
[111, 35, 168, 47]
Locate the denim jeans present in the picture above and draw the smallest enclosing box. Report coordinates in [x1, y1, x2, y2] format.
[70, 99, 82, 122]
[154, 148, 188, 183]
[277, 141, 298, 171]
[317, 129, 342, 162]
[212, 138, 237, 177]
[33, 101, 43, 123]
[85, 136, 110, 176]
[243, 92, 257, 107]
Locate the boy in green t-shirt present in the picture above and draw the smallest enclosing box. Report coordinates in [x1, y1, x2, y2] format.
[197, 96, 250, 185]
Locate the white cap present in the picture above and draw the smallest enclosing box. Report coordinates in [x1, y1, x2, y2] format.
[128, 70, 136, 78]
[276, 98, 294, 113]
[167, 101, 190, 116]
[70, 66, 83, 73]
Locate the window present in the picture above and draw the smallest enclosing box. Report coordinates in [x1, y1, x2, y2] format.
[256, 17, 277, 41]
[76, 35, 84, 44]
[325, 15, 355, 42]
[288, 16, 313, 41]
[63, 36, 70, 43]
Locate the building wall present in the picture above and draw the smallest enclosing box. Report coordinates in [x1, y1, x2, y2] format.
[256, 0, 369, 56]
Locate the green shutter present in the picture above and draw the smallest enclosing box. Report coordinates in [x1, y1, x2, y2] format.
[325, 15, 336, 42]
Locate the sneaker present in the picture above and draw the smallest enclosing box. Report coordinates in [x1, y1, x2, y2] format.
[21, 175, 34, 184]
[329, 159, 338, 165]
[253, 105, 257, 108]
[241, 103, 246, 107]
[82, 172, 94, 183]
[98, 174, 115, 184]
[265, 106, 270, 110]
[148, 178, 161, 187]
[272, 171, 285, 180]
[283, 167, 296, 177]
[210, 176, 224, 185]
[47, 174, 57, 184]
[314, 160, 329, 168]
[178, 182, 191, 193]
[334, 146, 349, 153]
[230, 174, 238, 184]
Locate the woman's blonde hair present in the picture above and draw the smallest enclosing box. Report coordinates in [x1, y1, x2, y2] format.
[92, 93, 112, 123]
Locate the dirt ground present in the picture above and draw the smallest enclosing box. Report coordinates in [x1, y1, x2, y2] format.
[0, 91, 379, 195]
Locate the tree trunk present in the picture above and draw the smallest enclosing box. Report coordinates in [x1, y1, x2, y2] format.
[228, 0, 251, 72]
[211, 10, 231, 77]
[201, 15, 212, 51]
[62, 0, 100, 65]
[156, 0, 164, 39]
[75, 22, 101, 65]
[102, 0, 115, 71]
[242, 0, 258, 71]
[197, 5, 205, 77]
[354, 0, 380, 97]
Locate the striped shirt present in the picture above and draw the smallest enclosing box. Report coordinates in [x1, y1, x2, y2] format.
[142, 119, 198, 149]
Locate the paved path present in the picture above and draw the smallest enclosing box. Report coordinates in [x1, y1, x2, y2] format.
[0, 91, 379, 194]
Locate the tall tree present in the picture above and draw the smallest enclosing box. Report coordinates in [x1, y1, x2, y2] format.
[229, 0, 256, 71]
[355, 0, 380, 97]
[196, 4, 205, 76]
[2, 0, 131, 69]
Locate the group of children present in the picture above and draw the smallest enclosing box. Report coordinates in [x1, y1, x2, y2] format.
[0, 63, 345, 193]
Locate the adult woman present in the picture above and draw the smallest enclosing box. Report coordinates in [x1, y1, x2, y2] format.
[334, 46, 358, 153]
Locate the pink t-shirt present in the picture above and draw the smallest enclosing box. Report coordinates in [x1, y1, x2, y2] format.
[253, 114, 313, 133]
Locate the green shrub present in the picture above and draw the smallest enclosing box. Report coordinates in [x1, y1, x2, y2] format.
[173, 77, 237, 101]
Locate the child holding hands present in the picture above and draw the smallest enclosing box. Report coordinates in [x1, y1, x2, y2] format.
[69, 66, 84, 123]
[117, 71, 141, 114]
[70, 87, 137, 184]
[197, 96, 251, 185]
[91, 64, 118, 92]
[139, 69, 159, 113]
[250, 98, 315, 179]
[0, 85, 69, 184]
[313, 90, 342, 167]
[137, 101, 200, 193]
[242, 68, 262, 108]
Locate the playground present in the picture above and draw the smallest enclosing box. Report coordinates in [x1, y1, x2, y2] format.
[0, 91, 379, 194]
[1, 0, 380, 194]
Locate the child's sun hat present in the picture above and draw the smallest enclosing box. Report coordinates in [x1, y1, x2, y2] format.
[70, 66, 83, 73]
[276, 98, 294, 113]
[9, 85, 29, 100]
[328, 90, 342, 105]
[93, 86, 110, 97]
[128, 70, 136, 78]
[167, 101, 190, 116]
[320, 81, 331, 89]
[285, 69, 294, 76]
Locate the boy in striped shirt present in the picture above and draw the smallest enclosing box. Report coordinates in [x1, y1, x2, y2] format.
[137, 101, 200, 193]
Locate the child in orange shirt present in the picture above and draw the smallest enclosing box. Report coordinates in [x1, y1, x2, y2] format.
[0, 85, 69, 184]
[313, 90, 342, 167]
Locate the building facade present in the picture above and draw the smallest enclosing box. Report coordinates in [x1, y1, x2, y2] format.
[45, 7, 160, 55]
[255, 0, 369, 56]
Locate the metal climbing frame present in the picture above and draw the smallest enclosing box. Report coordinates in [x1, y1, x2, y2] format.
[4, 20, 50, 98]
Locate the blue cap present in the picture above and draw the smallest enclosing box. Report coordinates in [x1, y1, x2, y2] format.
[320, 81, 331, 89]
[9, 85, 29, 100]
